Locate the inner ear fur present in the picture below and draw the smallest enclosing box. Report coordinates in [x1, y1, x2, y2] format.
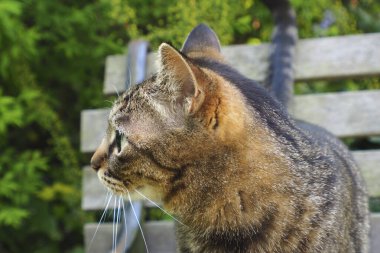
[158, 43, 205, 115]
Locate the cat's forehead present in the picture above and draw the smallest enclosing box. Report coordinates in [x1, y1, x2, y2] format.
[121, 75, 158, 100]
[109, 75, 158, 121]
[113, 76, 154, 104]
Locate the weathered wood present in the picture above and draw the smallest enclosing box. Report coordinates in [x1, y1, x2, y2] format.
[82, 150, 380, 210]
[80, 109, 109, 154]
[134, 221, 177, 253]
[371, 213, 380, 252]
[353, 150, 380, 198]
[291, 90, 380, 138]
[103, 33, 380, 95]
[84, 221, 176, 253]
[103, 54, 128, 95]
[84, 215, 380, 253]
[223, 33, 380, 82]
[82, 166, 108, 210]
[144, 52, 157, 83]
[293, 33, 380, 81]
[103, 40, 149, 95]
[80, 90, 380, 152]
[84, 223, 114, 253]
[127, 41, 150, 85]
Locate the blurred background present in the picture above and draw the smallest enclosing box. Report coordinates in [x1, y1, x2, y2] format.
[0, 0, 379, 252]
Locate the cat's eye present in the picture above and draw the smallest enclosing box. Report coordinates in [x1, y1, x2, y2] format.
[115, 130, 122, 153]
[115, 130, 128, 153]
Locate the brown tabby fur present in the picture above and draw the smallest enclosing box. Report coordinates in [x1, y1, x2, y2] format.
[91, 24, 369, 253]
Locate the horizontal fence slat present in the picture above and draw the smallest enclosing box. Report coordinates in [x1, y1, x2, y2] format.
[82, 166, 107, 210]
[293, 33, 380, 81]
[84, 221, 176, 253]
[84, 215, 380, 253]
[135, 221, 177, 253]
[103, 33, 380, 95]
[80, 109, 109, 153]
[371, 213, 380, 252]
[81, 90, 380, 152]
[82, 150, 380, 210]
[353, 150, 380, 198]
[84, 223, 114, 253]
[292, 90, 380, 138]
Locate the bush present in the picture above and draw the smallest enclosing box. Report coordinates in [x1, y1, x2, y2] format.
[0, 0, 378, 252]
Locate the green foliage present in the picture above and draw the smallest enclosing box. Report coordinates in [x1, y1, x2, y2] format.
[0, 0, 379, 252]
[109, 0, 379, 49]
[145, 207, 173, 221]
[370, 197, 380, 212]
[112, 0, 265, 48]
[0, 1, 37, 77]
[0, 0, 125, 252]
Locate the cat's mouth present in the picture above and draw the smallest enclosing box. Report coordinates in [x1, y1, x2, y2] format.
[97, 168, 130, 195]
[97, 168, 162, 202]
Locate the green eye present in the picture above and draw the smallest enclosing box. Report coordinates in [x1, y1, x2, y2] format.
[115, 130, 122, 152]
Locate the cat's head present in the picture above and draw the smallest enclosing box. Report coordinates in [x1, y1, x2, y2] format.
[90, 24, 251, 205]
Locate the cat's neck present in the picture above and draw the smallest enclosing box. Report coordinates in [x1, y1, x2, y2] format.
[165, 140, 320, 252]
[164, 141, 317, 252]
[164, 131, 301, 226]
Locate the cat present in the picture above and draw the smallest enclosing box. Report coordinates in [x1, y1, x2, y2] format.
[90, 0, 369, 252]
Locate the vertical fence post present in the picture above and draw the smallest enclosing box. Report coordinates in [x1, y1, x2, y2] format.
[113, 40, 149, 253]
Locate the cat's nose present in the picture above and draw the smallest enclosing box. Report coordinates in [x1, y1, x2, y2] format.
[90, 138, 108, 172]
[90, 153, 104, 172]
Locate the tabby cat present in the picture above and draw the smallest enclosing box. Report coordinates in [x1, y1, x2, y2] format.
[91, 0, 369, 252]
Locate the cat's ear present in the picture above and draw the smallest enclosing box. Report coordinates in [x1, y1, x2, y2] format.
[181, 24, 221, 58]
[158, 43, 205, 115]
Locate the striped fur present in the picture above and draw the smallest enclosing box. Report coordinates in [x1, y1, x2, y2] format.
[91, 3, 369, 252]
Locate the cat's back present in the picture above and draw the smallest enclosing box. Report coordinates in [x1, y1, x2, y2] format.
[295, 120, 370, 252]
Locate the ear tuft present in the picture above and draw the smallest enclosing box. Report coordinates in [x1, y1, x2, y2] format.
[158, 43, 193, 91]
[157, 43, 205, 114]
[158, 43, 176, 58]
[158, 43, 179, 68]
[181, 24, 221, 56]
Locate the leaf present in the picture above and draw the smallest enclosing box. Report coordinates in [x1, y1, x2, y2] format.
[0, 207, 29, 228]
[0, 1, 21, 16]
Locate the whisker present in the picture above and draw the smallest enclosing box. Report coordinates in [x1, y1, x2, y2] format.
[121, 199, 128, 250]
[127, 191, 149, 253]
[113, 197, 117, 253]
[112, 84, 120, 98]
[134, 189, 187, 227]
[115, 196, 122, 252]
[104, 191, 111, 205]
[88, 193, 113, 251]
